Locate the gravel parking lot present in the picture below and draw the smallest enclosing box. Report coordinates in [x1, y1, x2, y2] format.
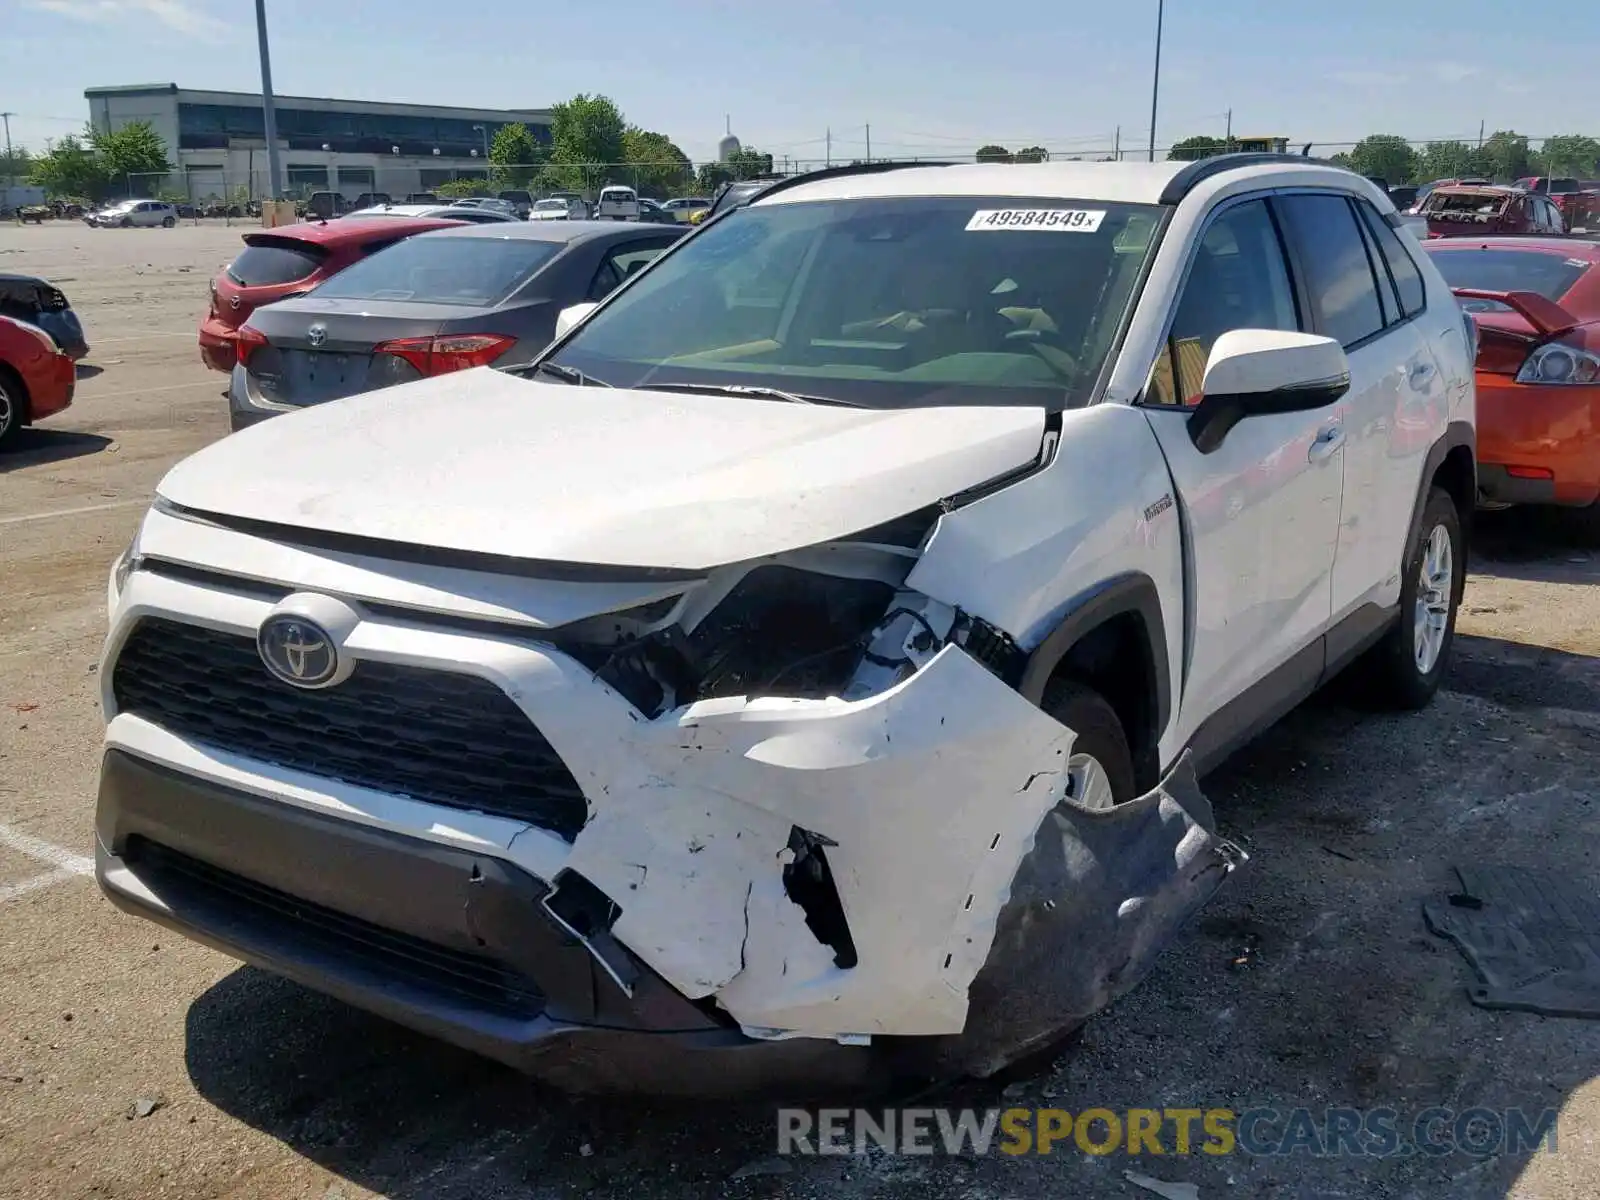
[2, 220, 1599, 1200]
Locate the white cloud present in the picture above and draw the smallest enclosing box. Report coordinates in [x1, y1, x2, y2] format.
[25, 0, 227, 38]
[1427, 62, 1482, 84]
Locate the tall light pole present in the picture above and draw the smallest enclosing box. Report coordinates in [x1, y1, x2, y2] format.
[1147, 0, 1164, 163]
[1, 113, 14, 196]
[254, 0, 283, 200]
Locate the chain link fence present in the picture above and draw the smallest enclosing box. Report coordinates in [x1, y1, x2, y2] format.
[72, 137, 1599, 222]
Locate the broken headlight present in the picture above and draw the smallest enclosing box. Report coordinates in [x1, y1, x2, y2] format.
[572, 567, 899, 715]
[565, 568, 1024, 718]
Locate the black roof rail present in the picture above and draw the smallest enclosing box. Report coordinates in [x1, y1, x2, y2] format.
[1158, 151, 1363, 205]
[737, 159, 955, 205]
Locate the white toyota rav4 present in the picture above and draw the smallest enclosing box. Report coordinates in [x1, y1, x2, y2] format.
[98, 156, 1475, 1095]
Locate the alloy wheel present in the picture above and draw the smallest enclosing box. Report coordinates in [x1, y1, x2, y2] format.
[1413, 523, 1453, 674]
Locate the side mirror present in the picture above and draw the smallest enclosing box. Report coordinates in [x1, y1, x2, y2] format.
[1187, 329, 1350, 454]
[555, 302, 598, 340]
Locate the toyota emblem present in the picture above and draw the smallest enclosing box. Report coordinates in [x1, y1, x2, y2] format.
[307, 323, 327, 348]
[257, 615, 339, 688]
[228, 294, 240, 310]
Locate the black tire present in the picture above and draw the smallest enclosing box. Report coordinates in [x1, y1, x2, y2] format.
[119, 216, 132, 228]
[162, 215, 175, 228]
[1562, 500, 1600, 544]
[1039, 678, 1137, 807]
[885, 680, 1134, 1084]
[1355, 486, 1464, 709]
[0, 365, 29, 450]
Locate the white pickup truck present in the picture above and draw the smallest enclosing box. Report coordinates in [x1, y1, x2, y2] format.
[98, 155, 1475, 1095]
[595, 185, 640, 221]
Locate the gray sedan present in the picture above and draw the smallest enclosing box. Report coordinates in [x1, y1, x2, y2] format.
[228, 221, 686, 430]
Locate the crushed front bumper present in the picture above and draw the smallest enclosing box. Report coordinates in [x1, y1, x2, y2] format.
[99, 522, 1242, 1089]
[96, 748, 875, 1097]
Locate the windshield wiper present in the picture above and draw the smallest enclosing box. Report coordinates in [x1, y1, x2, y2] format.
[645, 381, 859, 407]
[516, 361, 612, 387]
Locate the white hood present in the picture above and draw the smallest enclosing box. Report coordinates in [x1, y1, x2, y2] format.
[157, 369, 1046, 570]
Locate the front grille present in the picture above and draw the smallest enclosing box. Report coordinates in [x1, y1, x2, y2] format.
[112, 618, 589, 840]
[127, 838, 545, 1018]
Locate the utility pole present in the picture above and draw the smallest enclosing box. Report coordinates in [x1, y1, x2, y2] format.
[865, 124, 871, 163]
[826, 127, 832, 168]
[1225, 108, 1232, 151]
[1477, 119, 1485, 149]
[1114, 126, 1121, 161]
[1148, 0, 1164, 162]
[1, 113, 13, 196]
[254, 0, 283, 201]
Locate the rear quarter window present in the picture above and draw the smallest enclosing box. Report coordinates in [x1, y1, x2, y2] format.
[227, 241, 329, 287]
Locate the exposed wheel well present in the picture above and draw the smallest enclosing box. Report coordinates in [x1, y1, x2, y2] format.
[1433, 444, 1475, 541]
[1046, 613, 1161, 792]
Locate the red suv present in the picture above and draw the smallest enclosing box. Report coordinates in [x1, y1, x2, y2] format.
[199, 216, 464, 372]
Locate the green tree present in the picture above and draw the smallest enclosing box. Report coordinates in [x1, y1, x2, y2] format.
[621, 127, 692, 197]
[975, 144, 1012, 163]
[547, 93, 627, 191]
[1538, 135, 1600, 178]
[29, 133, 110, 200]
[1348, 134, 1418, 185]
[0, 145, 32, 184]
[434, 177, 491, 199]
[90, 120, 171, 194]
[1474, 130, 1533, 182]
[1416, 140, 1476, 182]
[489, 122, 547, 189]
[1167, 135, 1226, 162]
[1014, 145, 1049, 163]
[694, 147, 773, 195]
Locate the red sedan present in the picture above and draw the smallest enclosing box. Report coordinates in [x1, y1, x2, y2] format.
[199, 215, 464, 372]
[0, 314, 76, 450]
[1421, 238, 1600, 523]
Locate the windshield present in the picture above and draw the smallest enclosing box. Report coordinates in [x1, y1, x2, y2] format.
[310, 235, 562, 305]
[534, 200, 566, 211]
[542, 195, 1160, 410]
[1427, 247, 1591, 306]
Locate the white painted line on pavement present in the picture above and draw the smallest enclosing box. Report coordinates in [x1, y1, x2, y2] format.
[0, 823, 95, 877]
[90, 331, 196, 345]
[0, 867, 80, 903]
[75, 379, 220, 401]
[0, 498, 146, 527]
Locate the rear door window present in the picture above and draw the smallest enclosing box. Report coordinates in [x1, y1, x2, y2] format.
[227, 241, 330, 287]
[1274, 193, 1386, 347]
[1355, 202, 1426, 318]
[311, 236, 562, 305]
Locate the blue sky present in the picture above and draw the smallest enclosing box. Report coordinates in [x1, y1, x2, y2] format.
[2, 0, 1594, 165]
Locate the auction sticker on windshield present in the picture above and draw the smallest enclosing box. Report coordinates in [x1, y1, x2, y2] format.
[966, 209, 1106, 232]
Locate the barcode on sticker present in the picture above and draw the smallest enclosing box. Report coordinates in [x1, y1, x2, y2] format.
[966, 209, 1106, 232]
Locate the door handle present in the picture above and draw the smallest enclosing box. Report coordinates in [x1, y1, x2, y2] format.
[1409, 360, 1436, 388]
[1308, 423, 1345, 462]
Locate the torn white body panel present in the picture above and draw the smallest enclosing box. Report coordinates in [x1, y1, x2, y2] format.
[582, 645, 1079, 1036]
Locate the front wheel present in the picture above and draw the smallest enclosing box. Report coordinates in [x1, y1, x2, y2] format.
[161, 215, 175, 228]
[1355, 486, 1464, 709]
[119, 217, 132, 228]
